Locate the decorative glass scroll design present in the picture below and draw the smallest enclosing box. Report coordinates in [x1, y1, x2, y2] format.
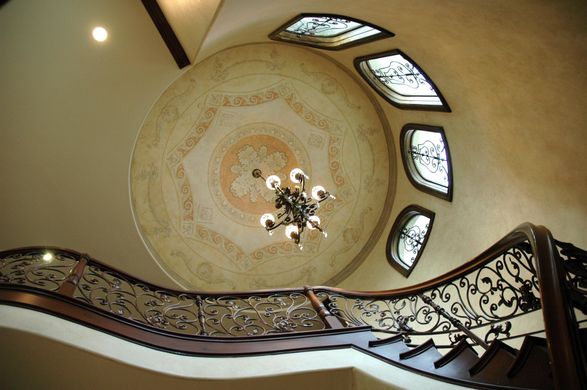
[386, 205, 435, 277]
[73, 262, 325, 337]
[317, 241, 542, 350]
[269, 13, 394, 50]
[355, 49, 451, 111]
[0, 248, 78, 291]
[401, 124, 453, 201]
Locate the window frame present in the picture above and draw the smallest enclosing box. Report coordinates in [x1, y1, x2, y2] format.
[386, 205, 435, 277]
[269, 13, 394, 51]
[400, 124, 454, 201]
[354, 49, 451, 112]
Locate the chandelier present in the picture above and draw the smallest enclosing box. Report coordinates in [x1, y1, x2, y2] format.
[252, 168, 335, 249]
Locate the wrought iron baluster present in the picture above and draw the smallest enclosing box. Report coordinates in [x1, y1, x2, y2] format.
[196, 295, 208, 336]
[419, 293, 489, 350]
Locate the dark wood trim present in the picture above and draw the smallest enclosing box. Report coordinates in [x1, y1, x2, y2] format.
[141, 0, 190, 69]
[269, 13, 394, 51]
[400, 124, 453, 201]
[354, 49, 451, 112]
[0, 289, 374, 356]
[526, 224, 586, 389]
[385, 205, 435, 278]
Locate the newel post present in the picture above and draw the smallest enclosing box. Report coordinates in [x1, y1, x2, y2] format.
[304, 287, 344, 329]
[57, 254, 89, 297]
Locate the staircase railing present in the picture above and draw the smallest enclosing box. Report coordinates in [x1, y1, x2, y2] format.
[0, 223, 585, 389]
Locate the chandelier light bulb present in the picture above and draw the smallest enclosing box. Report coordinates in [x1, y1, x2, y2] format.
[260, 213, 276, 228]
[285, 224, 299, 240]
[252, 168, 333, 247]
[311, 185, 326, 200]
[289, 168, 306, 183]
[42, 252, 53, 262]
[265, 175, 281, 190]
[306, 215, 320, 229]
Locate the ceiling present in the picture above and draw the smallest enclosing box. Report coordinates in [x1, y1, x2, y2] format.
[130, 42, 393, 290]
[1, 0, 586, 292]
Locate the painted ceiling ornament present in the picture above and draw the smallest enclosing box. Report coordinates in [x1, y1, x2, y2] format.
[253, 168, 335, 250]
[230, 145, 287, 202]
[130, 43, 393, 290]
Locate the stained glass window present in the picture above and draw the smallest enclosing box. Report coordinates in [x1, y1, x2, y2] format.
[355, 50, 451, 111]
[401, 124, 453, 201]
[386, 206, 435, 277]
[269, 14, 393, 50]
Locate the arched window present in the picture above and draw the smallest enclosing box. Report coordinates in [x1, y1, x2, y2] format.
[386, 205, 435, 277]
[401, 124, 453, 201]
[269, 14, 393, 50]
[354, 49, 450, 111]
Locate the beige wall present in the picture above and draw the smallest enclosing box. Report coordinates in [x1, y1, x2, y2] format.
[0, 0, 183, 288]
[1, 0, 586, 292]
[338, 0, 587, 289]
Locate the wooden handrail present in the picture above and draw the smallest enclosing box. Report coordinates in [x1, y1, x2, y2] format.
[0, 223, 584, 389]
[523, 224, 585, 389]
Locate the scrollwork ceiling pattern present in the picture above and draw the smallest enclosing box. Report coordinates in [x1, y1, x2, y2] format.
[131, 43, 394, 291]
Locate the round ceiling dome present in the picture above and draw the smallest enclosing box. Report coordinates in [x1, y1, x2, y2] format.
[131, 43, 395, 291]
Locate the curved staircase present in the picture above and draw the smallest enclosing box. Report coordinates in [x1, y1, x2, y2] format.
[0, 223, 585, 389]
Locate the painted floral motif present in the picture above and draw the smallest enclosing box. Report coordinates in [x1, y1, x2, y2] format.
[230, 145, 287, 202]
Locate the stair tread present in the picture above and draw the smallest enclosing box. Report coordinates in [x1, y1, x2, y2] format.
[507, 336, 554, 390]
[433, 339, 479, 380]
[469, 340, 518, 385]
[399, 339, 443, 371]
[368, 335, 409, 360]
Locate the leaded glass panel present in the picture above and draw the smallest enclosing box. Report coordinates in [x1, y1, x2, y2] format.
[398, 214, 431, 268]
[270, 14, 393, 50]
[401, 124, 453, 201]
[386, 205, 435, 277]
[355, 50, 450, 111]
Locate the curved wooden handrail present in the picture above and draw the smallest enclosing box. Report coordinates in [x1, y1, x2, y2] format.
[0, 223, 584, 389]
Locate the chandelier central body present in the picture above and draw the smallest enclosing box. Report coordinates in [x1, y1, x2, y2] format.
[252, 168, 334, 249]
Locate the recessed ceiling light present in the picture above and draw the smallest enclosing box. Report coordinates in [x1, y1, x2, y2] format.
[92, 26, 108, 42]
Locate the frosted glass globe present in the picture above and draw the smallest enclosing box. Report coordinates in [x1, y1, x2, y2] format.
[265, 175, 281, 189]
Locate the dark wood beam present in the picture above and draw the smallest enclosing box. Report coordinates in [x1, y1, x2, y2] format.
[141, 0, 190, 69]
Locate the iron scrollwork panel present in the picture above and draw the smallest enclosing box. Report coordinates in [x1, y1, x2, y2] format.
[0, 249, 78, 291]
[556, 240, 587, 315]
[319, 242, 541, 345]
[201, 293, 325, 337]
[426, 243, 540, 330]
[73, 264, 201, 336]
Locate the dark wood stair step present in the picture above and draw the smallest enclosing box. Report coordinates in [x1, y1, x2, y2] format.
[367, 334, 409, 360]
[469, 340, 518, 385]
[507, 336, 554, 390]
[398, 339, 443, 371]
[433, 339, 480, 380]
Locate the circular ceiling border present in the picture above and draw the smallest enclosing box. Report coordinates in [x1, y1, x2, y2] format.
[130, 42, 396, 291]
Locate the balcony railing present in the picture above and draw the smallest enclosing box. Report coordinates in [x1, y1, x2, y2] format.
[0, 223, 585, 389]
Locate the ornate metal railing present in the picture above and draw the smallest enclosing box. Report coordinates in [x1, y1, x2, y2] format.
[0, 223, 585, 388]
[315, 240, 542, 349]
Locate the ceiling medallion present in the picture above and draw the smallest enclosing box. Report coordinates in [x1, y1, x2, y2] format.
[252, 168, 335, 250]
